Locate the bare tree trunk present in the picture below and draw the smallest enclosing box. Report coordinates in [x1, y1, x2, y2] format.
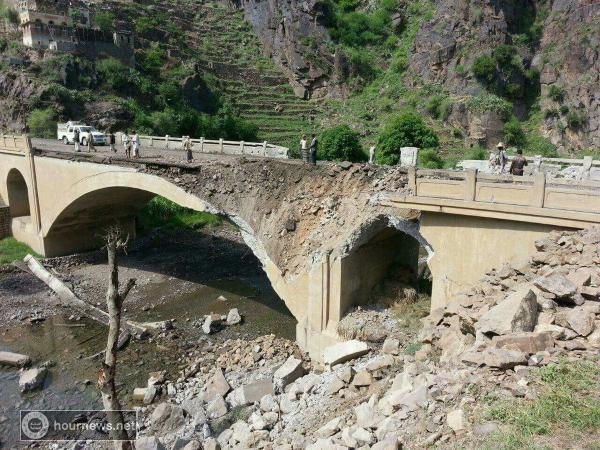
[97, 228, 135, 448]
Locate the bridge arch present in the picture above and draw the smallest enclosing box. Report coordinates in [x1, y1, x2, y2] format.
[6, 168, 31, 218]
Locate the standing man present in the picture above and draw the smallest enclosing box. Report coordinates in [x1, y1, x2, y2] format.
[184, 136, 194, 163]
[87, 135, 96, 152]
[369, 145, 376, 164]
[497, 142, 508, 173]
[74, 127, 81, 152]
[109, 132, 116, 153]
[122, 130, 130, 157]
[300, 135, 308, 163]
[132, 130, 140, 158]
[309, 133, 318, 166]
[509, 149, 528, 176]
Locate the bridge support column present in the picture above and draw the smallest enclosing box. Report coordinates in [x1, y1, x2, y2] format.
[419, 212, 568, 310]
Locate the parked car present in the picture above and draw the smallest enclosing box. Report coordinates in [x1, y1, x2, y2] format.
[57, 121, 107, 146]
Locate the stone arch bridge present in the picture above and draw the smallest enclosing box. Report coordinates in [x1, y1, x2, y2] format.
[2, 136, 600, 358]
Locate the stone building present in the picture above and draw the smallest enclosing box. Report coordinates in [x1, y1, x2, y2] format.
[12, 0, 134, 66]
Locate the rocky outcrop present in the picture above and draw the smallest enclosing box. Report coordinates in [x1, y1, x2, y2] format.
[227, 0, 345, 99]
[407, 0, 599, 150]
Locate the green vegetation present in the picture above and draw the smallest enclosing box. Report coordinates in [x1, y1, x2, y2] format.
[375, 111, 439, 165]
[523, 134, 558, 158]
[95, 57, 257, 139]
[567, 110, 587, 129]
[503, 117, 526, 147]
[548, 84, 565, 102]
[472, 55, 496, 84]
[94, 11, 115, 32]
[0, 1, 19, 25]
[137, 197, 221, 231]
[0, 238, 38, 264]
[27, 108, 57, 138]
[482, 358, 600, 449]
[319, 125, 366, 162]
[425, 95, 452, 121]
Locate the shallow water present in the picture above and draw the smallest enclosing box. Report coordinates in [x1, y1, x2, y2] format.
[0, 276, 295, 446]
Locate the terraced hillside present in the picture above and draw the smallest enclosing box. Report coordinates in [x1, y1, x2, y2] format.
[189, 2, 325, 150]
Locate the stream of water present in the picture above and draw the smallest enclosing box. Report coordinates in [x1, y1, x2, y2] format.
[0, 276, 295, 447]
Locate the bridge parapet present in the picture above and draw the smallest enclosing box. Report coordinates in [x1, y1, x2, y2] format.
[129, 133, 288, 159]
[0, 134, 30, 155]
[385, 167, 600, 228]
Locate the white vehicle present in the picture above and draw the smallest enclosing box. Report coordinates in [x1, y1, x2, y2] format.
[57, 121, 107, 146]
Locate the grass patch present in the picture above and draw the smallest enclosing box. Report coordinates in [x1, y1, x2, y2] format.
[0, 237, 38, 264]
[137, 197, 221, 232]
[481, 358, 600, 449]
[391, 293, 431, 332]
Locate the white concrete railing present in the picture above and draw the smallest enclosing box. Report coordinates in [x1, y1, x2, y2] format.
[406, 167, 600, 215]
[458, 155, 600, 180]
[0, 134, 30, 154]
[120, 133, 288, 159]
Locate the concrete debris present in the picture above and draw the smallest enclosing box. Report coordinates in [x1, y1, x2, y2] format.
[226, 308, 242, 325]
[0, 351, 31, 367]
[476, 287, 538, 336]
[274, 356, 305, 390]
[322, 339, 369, 366]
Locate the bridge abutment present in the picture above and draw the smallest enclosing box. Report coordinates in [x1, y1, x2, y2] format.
[419, 212, 569, 309]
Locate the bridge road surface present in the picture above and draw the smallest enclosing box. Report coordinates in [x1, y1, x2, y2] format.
[31, 138, 312, 166]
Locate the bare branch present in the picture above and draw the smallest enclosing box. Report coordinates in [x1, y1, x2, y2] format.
[118, 278, 136, 302]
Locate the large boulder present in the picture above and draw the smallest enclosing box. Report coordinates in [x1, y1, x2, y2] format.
[534, 275, 582, 304]
[566, 307, 595, 336]
[492, 332, 555, 354]
[204, 368, 231, 401]
[274, 356, 305, 390]
[135, 436, 165, 450]
[322, 340, 369, 366]
[476, 287, 538, 336]
[19, 367, 47, 392]
[150, 403, 186, 435]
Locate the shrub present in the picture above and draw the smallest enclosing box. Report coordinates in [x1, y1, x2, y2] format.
[503, 117, 526, 147]
[94, 11, 114, 32]
[493, 44, 516, 66]
[472, 55, 496, 84]
[137, 45, 165, 77]
[544, 108, 559, 120]
[426, 95, 452, 121]
[523, 135, 558, 158]
[548, 84, 565, 102]
[418, 148, 444, 169]
[27, 108, 57, 138]
[97, 58, 137, 92]
[465, 145, 488, 160]
[559, 105, 569, 115]
[567, 110, 587, 129]
[376, 111, 439, 165]
[319, 125, 365, 162]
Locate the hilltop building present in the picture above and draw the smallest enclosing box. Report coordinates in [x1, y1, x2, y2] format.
[6, 0, 134, 65]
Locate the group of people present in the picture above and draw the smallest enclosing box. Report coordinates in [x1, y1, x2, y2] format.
[299, 134, 318, 165]
[121, 131, 141, 158]
[490, 142, 528, 176]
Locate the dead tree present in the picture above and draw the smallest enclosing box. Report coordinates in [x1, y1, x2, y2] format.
[97, 227, 136, 447]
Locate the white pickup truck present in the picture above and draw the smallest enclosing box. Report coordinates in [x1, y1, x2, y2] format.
[57, 121, 107, 146]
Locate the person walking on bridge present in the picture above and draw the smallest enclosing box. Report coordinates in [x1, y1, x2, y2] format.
[122, 131, 131, 158]
[509, 149, 528, 176]
[74, 128, 81, 152]
[309, 133, 318, 166]
[132, 131, 140, 158]
[184, 136, 194, 163]
[300, 135, 308, 163]
[109, 132, 116, 153]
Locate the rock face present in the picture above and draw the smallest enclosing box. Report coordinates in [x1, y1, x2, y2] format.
[231, 0, 343, 99]
[476, 287, 538, 336]
[406, 0, 600, 150]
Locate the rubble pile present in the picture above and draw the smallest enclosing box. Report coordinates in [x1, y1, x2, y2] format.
[421, 227, 600, 368]
[135, 227, 600, 450]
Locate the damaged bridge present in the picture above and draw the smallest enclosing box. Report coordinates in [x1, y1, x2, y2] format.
[2, 135, 600, 359]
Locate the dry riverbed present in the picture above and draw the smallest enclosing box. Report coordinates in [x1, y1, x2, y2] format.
[0, 223, 297, 447]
